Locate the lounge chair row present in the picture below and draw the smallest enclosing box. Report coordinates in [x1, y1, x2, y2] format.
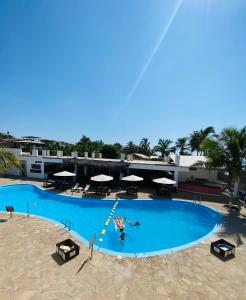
[44, 180, 175, 197]
[71, 183, 90, 194]
[43, 180, 71, 190]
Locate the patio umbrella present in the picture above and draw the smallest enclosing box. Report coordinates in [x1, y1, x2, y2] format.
[152, 177, 176, 185]
[91, 174, 113, 186]
[54, 171, 76, 177]
[121, 175, 143, 189]
[121, 175, 143, 187]
[121, 175, 143, 182]
[53, 171, 76, 186]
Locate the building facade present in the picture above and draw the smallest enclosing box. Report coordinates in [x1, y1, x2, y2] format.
[4, 148, 219, 187]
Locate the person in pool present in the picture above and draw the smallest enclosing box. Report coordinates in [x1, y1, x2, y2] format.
[120, 232, 126, 241]
[124, 217, 140, 227]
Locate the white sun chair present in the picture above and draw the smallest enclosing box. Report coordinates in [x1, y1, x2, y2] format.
[83, 184, 91, 194]
[71, 183, 80, 192]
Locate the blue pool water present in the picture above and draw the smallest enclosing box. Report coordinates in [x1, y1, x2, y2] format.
[0, 184, 221, 257]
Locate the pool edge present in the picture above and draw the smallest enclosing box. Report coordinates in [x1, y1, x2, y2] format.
[0, 183, 223, 258]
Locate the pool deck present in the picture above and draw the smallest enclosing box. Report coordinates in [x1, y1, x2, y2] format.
[0, 177, 246, 299]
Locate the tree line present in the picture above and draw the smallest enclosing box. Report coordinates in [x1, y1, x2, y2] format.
[62, 126, 215, 158]
[0, 126, 219, 158]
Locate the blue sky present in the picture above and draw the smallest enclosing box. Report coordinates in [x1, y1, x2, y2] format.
[0, 0, 245, 146]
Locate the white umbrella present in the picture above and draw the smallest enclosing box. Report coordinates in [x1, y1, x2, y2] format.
[152, 177, 176, 185]
[121, 175, 143, 188]
[53, 171, 76, 187]
[90, 174, 113, 182]
[121, 175, 143, 182]
[54, 171, 76, 177]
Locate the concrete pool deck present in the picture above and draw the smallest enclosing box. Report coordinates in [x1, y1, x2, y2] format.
[0, 177, 246, 299]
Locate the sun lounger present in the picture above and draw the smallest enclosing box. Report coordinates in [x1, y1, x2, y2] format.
[71, 183, 80, 192]
[43, 179, 55, 188]
[83, 184, 91, 194]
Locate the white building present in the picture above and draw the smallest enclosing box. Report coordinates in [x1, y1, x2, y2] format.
[4, 148, 219, 187]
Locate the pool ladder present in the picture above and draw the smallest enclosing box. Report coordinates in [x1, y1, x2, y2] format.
[193, 199, 201, 205]
[61, 219, 74, 231]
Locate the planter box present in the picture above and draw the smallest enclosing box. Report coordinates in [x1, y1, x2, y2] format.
[56, 239, 80, 261]
[211, 239, 235, 258]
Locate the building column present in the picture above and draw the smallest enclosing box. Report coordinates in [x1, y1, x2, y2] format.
[73, 163, 78, 182]
[84, 165, 87, 177]
[174, 170, 179, 187]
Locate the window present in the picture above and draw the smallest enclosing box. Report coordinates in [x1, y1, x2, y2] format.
[30, 163, 42, 173]
[31, 164, 41, 170]
[30, 169, 41, 174]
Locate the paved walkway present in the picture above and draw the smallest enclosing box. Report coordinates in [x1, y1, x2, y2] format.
[0, 178, 246, 299]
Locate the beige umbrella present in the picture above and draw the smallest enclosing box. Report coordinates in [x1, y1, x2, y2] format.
[121, 175, 143, 188]
[53, 171, 76, 186]
[121, 175, 143, 182]
[91, 174, 113, 182]
[152, 177, 176, 185]
[54, 171, 76, 177]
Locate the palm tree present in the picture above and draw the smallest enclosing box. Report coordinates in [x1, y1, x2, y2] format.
[75, 135, 92, 155]
[91, 140, 104, 154]
[0, 148, 21, 174]
[124, 141, 138, 154]
[153, 139, 175, 157]
[201, 126, 246, 199]
[189, 126, 215, 155]
[139, 138, 151, 156]
[175, 137, 189, 155]
[189, 131, 202, 155]
[113, 143, 123, 153]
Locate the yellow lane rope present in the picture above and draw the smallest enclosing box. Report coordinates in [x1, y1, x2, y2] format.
[98, 199, 119, 244]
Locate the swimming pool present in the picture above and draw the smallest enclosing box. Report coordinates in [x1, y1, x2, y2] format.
[0, 184, 221, 257]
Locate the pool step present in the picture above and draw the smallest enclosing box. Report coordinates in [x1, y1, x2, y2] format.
[61, 219, 74, 231]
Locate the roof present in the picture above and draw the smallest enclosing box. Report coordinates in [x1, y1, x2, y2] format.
[169, 155, 207, 167]
[15, 140, 44, 144]
[132, 153, 150, 160]
[17, 148, 207, 168]
[22, 136, 41, 140]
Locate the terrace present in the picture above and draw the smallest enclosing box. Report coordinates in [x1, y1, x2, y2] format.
[0, 177, 246, 299]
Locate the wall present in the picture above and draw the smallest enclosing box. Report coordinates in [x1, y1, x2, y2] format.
[6, 154, 64, 179]
[178, 168, 218, 182]
[26, 157, 64, 179]
[6, 167, 22, 176]
[129, 163, 189, 172]
[25, 157, 45, 179]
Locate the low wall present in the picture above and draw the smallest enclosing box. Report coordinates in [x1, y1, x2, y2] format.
[179, 182, 221, 195]
[178, 169, 218, 182]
